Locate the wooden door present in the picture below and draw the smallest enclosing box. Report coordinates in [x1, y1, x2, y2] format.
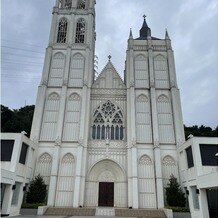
[98, 182, 114, 207]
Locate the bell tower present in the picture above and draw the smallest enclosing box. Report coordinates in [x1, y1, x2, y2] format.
[30, 0, 96, 207]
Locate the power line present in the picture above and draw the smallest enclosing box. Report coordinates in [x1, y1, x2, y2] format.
[2, 60, 43, 66]
[1, 52, 44, 59]
[1, 46, 44, 54]
[2, 39, 45, 49]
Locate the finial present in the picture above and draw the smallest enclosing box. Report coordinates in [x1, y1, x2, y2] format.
[129, 28, 133, 39]
[108, 55, 112, 61]
[143, 14, 146, 20]
[165, 28, 170, 39]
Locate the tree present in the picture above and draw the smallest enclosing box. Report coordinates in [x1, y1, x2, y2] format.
[26, 175, 47, 204]
[1, 105, 35, 137]
[165, 175, 186, 207]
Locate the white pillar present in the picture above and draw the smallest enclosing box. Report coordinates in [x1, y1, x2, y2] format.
[49, 11, 58, 45]
[199, 189, 209, 218]
[73, 145, 83, 207]
[149, 41, 165, 209]
[47, 146, 60, 206]
[1, 184, 13, 215]
[132, 146, 139, 208]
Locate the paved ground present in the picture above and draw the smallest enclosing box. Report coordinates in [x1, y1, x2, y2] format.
[13, 216, 123, 218]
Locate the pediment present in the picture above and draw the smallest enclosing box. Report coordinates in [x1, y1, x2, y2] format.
[92, 61, 126, 89]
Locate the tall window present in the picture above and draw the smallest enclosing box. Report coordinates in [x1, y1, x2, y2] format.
[186, 146, 194, 168]
[77, 0, 86, 9]
[92, 101, 124, 140]
[57, 18, 68, 43]
[75, 18, 85, 43]
[59, 0, 72, 8]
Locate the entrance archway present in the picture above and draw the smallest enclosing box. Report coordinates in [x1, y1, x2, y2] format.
[85, 159, 127, 207]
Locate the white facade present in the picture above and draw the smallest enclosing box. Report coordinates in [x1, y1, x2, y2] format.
[178, 137, 218, 218]
[30, 0, 185, 209]
[1, 133, 37, 216]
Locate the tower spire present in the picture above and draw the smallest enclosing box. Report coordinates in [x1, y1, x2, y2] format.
[139, 15, 151, 39]
[129, 28, 133, 39]
[165, 28, 170, 39]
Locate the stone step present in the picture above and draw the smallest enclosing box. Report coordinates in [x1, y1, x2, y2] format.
[95, 207, 115, 216]
[115, 208, 166, 217]
[44, 207, 96, 216]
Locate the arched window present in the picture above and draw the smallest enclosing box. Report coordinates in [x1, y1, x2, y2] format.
[92, 101, 124, 140]
[59, 0, 72, 8]
[77, 0, 86, 9]
[57, 18, 68, 43]
[75, 18, 86, 43]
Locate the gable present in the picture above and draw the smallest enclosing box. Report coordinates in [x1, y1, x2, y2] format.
[92, 62, 126, 89]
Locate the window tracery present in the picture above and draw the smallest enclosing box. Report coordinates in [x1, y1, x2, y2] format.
[75, 18, 86, 43]
[59, 0, 72, 8]
[57, 18, 68, 43]
[92, 101, 124, 140]
[77, 0, 86, 9]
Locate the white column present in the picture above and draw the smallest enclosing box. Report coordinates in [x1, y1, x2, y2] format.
[150, 89, 164, 208]
[199, 189, 209, 218]
[73, 145, 83, 207]
[47, 146, 60, 206]
[1, 184, 13, 215]
[171, 88, 185, 145]
[148, 41, 164, 208]
[132, 146, 139, 208]
[49, 11, 58, 45]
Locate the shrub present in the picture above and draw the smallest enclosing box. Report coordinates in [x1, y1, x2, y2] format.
[165, 175, 186, 207]
[21, 203, 45, 209]
[26, 175, 47, 204]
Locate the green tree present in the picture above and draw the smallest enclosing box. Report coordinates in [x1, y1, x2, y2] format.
[26, 175, 47, 204]
[1, 105, 35, 137]
[165, 175, 186, 207]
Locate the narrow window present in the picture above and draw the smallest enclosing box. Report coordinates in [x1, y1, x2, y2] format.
[186, 146, 194, 168]
[101, 125, 105, 139]
[19, 143, 28, 165]
[77, 0, 86, 9]
[75, 18, 85, 43]
[65, 0, 72, 8]
[97, 125, 100, 139]
[115, 126, 119, 140]
[111, 126, 114, 140]
[92, 125, 96, 139]
[57, 18, 68, 43]
[120, 126, 124, 140]
[1, 140, 14, 161]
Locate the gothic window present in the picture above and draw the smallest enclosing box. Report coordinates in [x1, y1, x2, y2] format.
[59, 0, 72, 8]
[75, 18, 86, 43]
[92, 101, 124, 140]
[77, 0, 86, 9]
[57, 18, 68, 43]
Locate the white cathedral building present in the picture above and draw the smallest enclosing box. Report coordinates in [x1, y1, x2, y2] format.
[30, 0, 185, 209]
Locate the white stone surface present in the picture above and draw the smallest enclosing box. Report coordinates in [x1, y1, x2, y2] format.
[30, 0, 185, 210]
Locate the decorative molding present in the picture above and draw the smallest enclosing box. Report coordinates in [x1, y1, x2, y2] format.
[48, 92, 60, 101]
[157, 95, 169, 103]
[68, 93, 80, 101]
[38, 153, 52, 163]
[162, 155, 176, 166]
[62, 79, 68, 86]
[139, 155, 152, 165]
[152, 45, 167, 51]
[55, 137, 61, 146]
[154, 140, 160, 148]
[98, 170, 115, 182]
[137, 94, 149, 102]
[62, 153, 75, 164]
[91, 89, 127, 96]
[41, 79, 48, 86]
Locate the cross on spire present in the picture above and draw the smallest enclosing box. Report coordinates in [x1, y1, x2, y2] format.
[143, 14, 146, 20]
[108, 55, 112, 61]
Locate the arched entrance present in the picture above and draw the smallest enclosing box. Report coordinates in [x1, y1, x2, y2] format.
[84, 159, 127, 207]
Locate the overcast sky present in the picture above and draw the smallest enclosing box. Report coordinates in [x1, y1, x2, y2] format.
[1, 0, 218, 128]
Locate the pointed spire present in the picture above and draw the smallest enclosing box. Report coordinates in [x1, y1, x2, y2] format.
[129, 28, 133, 39]
[140, 15, 151, 39]
[165, 28, 170, 39]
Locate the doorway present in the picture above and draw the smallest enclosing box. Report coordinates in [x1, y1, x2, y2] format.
[98, 182, 114, 207]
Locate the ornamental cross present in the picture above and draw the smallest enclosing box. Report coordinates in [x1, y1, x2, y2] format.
[108, 55, 112, 61]
[143, 14, 146, 19]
